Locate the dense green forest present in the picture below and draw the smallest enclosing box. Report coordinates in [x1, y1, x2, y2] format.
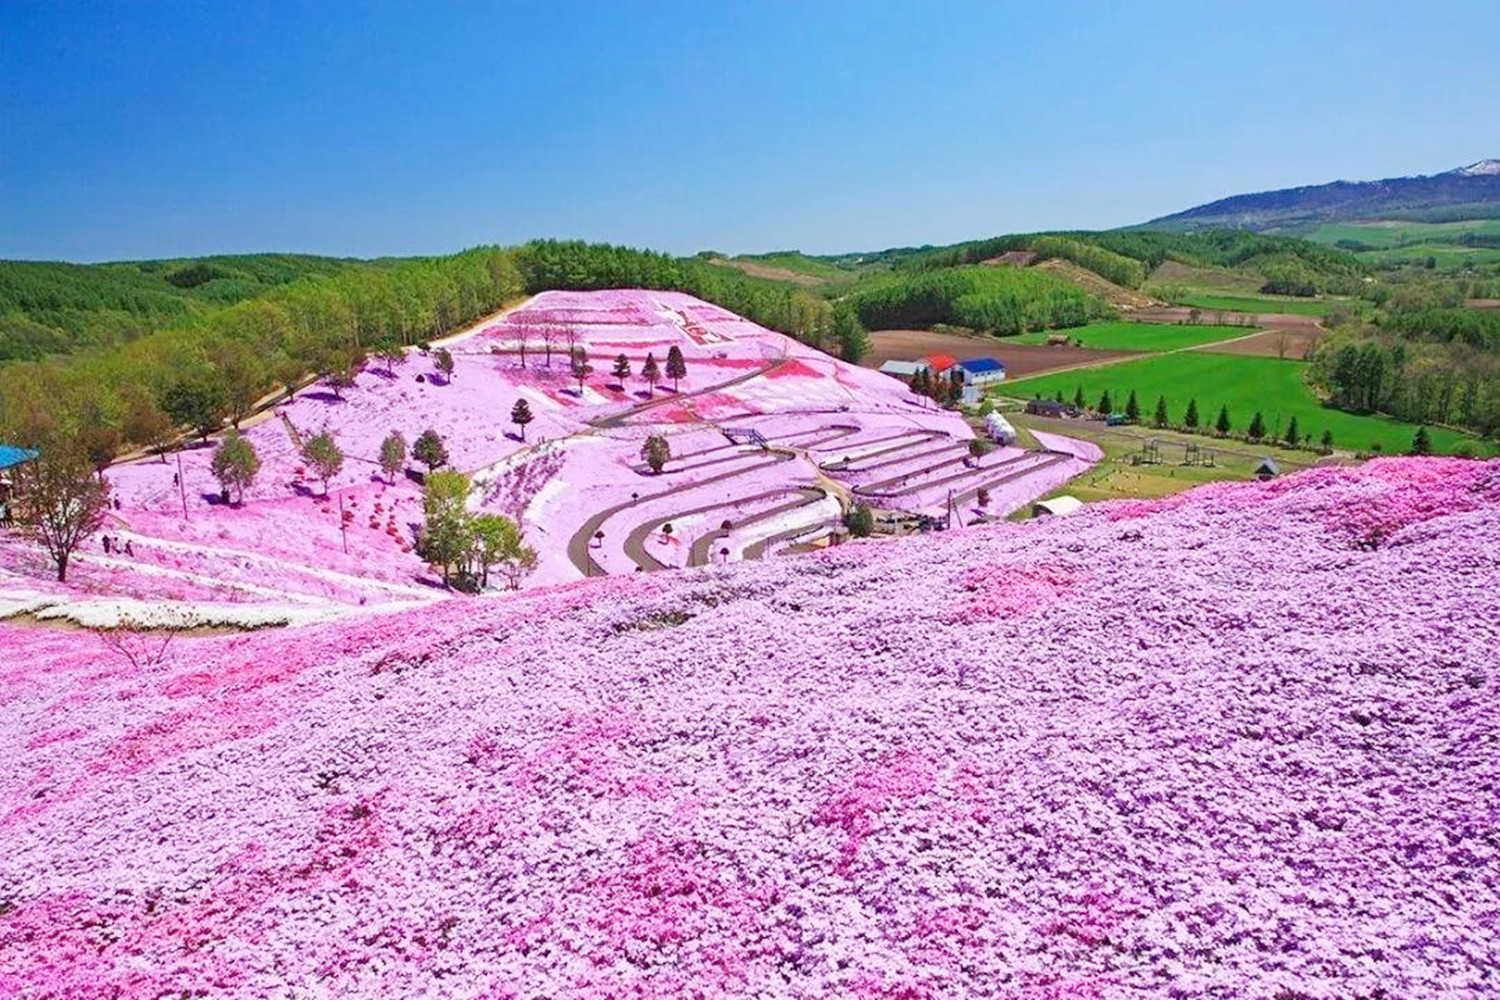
[846, 265, 1109, 333]
[1308, 304, 1500, 436]
[0, 254, 383, 362]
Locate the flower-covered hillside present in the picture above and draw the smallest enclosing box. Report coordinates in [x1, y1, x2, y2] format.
[2, 290, 1096, 615]
[5, 458, 1494, 998]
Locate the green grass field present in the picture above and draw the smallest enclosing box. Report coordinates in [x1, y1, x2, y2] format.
[999, 352, 1489, 456]
[1307, 218, 1500, 250]
[730, 252, 854, 282]
[1003, 413, 1326, 511]
[1351, 244, 1500, 268]
[1177, 294, 1353, 317]
[1008, 321, 1247, 352]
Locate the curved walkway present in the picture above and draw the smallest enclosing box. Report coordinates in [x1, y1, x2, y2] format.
[685, 487, 829, 567]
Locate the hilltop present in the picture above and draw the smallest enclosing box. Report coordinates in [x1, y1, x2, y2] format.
[2, 457, 1496, 996]
[1142, 161, 1500, 233]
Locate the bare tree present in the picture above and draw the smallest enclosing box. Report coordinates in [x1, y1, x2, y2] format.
[95, 615, 183, 671]
[540, 323, 559, 368]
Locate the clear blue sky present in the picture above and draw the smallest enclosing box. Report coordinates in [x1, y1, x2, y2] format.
[3, 1, 1497, 262]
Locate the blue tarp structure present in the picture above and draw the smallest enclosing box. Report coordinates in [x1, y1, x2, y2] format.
[0, 445, 40, 472]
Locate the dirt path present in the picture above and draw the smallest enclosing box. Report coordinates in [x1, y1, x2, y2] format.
[619, 486, 827, 570]
[565, 452, 798, 576]
[857, 449, 1046, 500]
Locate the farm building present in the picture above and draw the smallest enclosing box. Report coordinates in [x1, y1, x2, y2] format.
[1255, 458, 1280, 481]
[1024, 399, 1074, 418]
[0, 445, 39, 526]
[924, 353, 958, 377]
[1032, 495, 1083, 518]
[0, 445, 38, 474]
[957, 357, 1006, 387]
[878, 360, 923, 380]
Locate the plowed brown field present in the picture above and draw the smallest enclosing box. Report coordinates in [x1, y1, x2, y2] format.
[865, 329, 1139, 378]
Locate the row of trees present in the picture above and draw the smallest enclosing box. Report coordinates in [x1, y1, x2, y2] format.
[609, 346, 688, 395]
[909, 368, 964, 407]
[1049, 386, 1346, 452]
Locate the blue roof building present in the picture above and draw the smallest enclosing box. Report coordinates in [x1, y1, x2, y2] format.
[956, 358, 1006, 385]
[0, 445, 40, 473]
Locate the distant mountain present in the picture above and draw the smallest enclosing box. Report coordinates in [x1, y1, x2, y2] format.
[1142, 162, 1500, 232]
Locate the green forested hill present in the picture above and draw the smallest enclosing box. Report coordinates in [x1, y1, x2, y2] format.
[0, 254, 383, 361]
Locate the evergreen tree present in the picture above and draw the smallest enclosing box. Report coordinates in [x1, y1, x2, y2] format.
[1410, 426, 1432, 455]
[1284, 415, 1300, 447]
[301, 430, 344, 496]
[1247, 411, 1266, 440]
[413, 428, 448, 471]
[1054, 389, 1065, 404]
[211, 429, 260, 504]
[1072, 385, 1085, 409]
[830, 302, 869, 363]
[1184, 398, 1200, 429]
[843, 503, 875, 538]
[1124, 390, 1141, 423]
[666, 345, 687, 392]
[642, 434, 671, 474]
[1153, 395, 1169, 428]
[911, 369, 930, 400]
[1097, 390, 1113, 414]
[1320, 428, 1334, 452]
[379, 431, 406, 483]
[641, 352, 661, 397]
[511, 398, 534, 441]
[612, 353, 631, 388]
[1214, 405, 1232, 437]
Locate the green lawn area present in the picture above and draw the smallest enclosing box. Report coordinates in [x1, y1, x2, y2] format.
[1178, 294, 1353, 317]
[999, 351, 1490, 456]
[1001, 413, 1326, 512]
[1352, 244, 1500, 268]
[1008, 321, 1247, 352]
[732, 252, 854, 282]
[1308, 219, 1500, 249]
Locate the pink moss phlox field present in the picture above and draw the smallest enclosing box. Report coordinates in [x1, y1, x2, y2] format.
[2, 457, 1498, 997]
[7, 290, 1097, 607]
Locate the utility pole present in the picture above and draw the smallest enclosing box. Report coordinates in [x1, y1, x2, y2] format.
[337, 492, 349, 554]
[176, 452, 188, 520]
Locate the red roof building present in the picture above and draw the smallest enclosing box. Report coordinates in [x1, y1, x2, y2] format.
[923, 353, 958, 376]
